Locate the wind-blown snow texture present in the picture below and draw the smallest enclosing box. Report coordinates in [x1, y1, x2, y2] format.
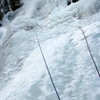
[0, 0, 100, 100]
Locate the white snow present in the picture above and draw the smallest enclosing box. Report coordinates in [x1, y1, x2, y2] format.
[0, 27, 6, 46]
[0, 0, 100, 100]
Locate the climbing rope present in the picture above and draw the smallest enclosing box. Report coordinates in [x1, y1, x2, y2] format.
[80, 28, 100, 77]
[34, 23, 61, 100]
[38, 13, 100, 78]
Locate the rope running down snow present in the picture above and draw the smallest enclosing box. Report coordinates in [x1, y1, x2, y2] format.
[80, 28, 100, 77]
[39, 13, 100, 78]
[34, 23, 61, 100]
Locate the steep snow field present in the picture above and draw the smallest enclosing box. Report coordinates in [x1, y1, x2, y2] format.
[0, 0, 100, 100]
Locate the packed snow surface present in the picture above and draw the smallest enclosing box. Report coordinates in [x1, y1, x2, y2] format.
[0, 0, 100, 100]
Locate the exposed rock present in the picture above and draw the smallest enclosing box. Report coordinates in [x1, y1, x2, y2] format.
[0, 11, 4, 21]
[9, 0, 23, 11]
[67, 0, 79, 5]
[72, 0, 79, 3]
[0, 0, 23, 21]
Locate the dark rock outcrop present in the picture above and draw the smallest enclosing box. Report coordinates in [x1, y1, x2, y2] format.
[9, 0, 23, 11]
[0, 0, 23, 21]
[72, 0, 79, 3]
[67, 0, 79, 5]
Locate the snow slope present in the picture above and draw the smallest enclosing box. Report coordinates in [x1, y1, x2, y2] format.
[0, 0, 100, 100]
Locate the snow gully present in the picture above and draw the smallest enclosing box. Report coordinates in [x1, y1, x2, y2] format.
[36, 13, 100, 79]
